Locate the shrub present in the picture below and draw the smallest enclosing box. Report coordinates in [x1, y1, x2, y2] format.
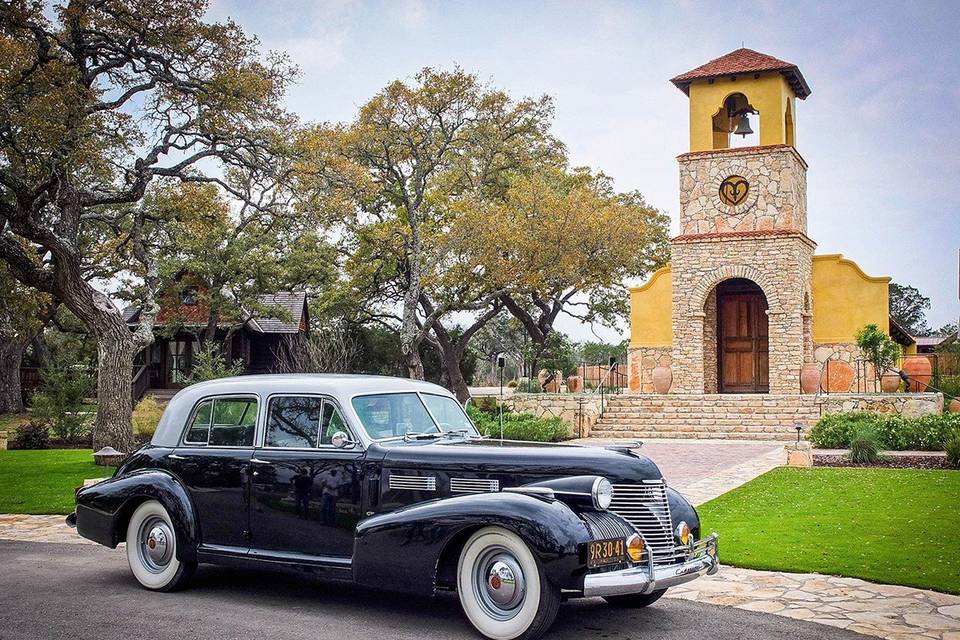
[186, 342, 243, 384]
[855, 323, 901, 380]
[938, 375, 960, 406]
[133, 396, 165, 441]
[507, 379, 518, 389]
[466, 405, 569, 442]
[30, 353, 94, 442]
[513, 379, 542, 393]
[13, 421, 50, 450]
[810, 411, 960, 451]
[847, 428, 882, 464]
[945, 430, 960, 469]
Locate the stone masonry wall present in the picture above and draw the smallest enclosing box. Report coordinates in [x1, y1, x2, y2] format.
[670, 234, 815, 394]
[678, 145, 808, 236]
[814, 342, 878, 392]
[627, 347, 672, 392]
[818, 393, 943, 417]
[670, 145, 814, 395]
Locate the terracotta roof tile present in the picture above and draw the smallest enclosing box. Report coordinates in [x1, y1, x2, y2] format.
[671, 48, 811, 99]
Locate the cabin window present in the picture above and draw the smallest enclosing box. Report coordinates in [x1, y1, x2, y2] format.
[180, 287, 198, 305]
[182, 396, 258, 447]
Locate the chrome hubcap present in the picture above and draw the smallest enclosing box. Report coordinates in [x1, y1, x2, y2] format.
[474, 547, 526, 620]
[138, 516, 173, 573]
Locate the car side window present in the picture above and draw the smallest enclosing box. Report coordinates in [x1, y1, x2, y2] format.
[183, 397, 257, 447]
[266, 396, 324, 448]
[319, 401, 348, 446]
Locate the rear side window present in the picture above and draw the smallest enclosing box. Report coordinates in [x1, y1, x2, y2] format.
[266, 396, 351, 448]
[266, 396, 324, 448]
[183, 397, 258, 447]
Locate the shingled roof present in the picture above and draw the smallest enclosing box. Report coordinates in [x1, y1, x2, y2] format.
[247, 292, 308, 334]
[670, 48, 811, 99]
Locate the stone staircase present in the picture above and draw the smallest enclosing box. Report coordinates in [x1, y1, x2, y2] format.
[590, 394, 820, 440]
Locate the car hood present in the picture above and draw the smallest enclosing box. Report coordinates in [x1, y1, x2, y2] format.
[373, 438, 662, 484]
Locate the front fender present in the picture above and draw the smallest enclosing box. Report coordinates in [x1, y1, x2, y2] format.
[353, 492, 591, 595]
[667, 486, 701, 539]
[75, 469, 200, 562]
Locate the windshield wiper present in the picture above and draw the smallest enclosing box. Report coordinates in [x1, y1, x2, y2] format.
[403, 431, 443, 441]
[441, 429, 473, 438]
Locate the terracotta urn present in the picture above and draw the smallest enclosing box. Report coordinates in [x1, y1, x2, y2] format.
[566, 375, 583, 394]
[821, 360, 855, 393]
[949, 398, 960, 413]
[901, 356, 933, 392]
[799, 362, 820, 394]
[880, 371, 901, 393]
[651, 365, 672, 394]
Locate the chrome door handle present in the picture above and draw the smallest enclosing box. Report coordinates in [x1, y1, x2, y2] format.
[250, 458, 272, 465]
[167, 454, 186, 460]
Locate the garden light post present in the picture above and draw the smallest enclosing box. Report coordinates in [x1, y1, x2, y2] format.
[794, 422, 804, 444]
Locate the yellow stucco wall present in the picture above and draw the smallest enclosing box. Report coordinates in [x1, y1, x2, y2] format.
[629, 265, 673, 347]
[629, 256, 895, 348]
[811, 254, 890, 343]
[687, 73, 796, 152]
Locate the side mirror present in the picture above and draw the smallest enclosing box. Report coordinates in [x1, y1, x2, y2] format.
[331, 431, 356, 449]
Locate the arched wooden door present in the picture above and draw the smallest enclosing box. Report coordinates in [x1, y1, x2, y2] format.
[717, 279, 769, 393]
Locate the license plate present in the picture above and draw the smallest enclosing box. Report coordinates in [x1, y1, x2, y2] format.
[588, 537, 626, 568]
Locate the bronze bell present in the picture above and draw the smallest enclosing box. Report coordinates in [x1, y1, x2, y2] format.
[734, 113, 754, 137]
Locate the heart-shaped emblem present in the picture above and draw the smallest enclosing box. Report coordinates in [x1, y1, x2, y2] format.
[719, 176, 749, 206]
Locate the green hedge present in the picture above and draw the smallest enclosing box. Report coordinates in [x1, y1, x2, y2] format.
[466, 404, 570, 442]
[809, 411, 960, 451]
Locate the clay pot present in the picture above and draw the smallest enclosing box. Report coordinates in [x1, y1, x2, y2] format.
[566, 375, 583, 394]
[800, 362, 821, 394]
[901, 356, 933, 392]
[880, 371, 901, 393]
[651, 365, 672, 394]
[948, 398, 960, 413]
[821, 360, 855, 393]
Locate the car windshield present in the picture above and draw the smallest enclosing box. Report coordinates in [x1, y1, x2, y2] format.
[351, 392, 477, 440]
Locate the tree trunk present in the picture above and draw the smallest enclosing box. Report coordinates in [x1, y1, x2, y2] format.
[0, 338, 25, 414]
[90, 320, 138, 454]
[441, 345, 470, 403]
[405, 348, 425, 380]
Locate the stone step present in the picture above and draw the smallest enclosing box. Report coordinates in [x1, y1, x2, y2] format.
[591, 392, 819, 440]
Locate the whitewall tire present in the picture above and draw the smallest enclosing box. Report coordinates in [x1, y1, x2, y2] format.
[456, 527, 560, 640]
[125, 500, 195, 591]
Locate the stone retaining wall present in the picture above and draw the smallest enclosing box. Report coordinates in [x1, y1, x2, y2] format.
[817, 392, 943, 417]
[505, 394, 602, 438]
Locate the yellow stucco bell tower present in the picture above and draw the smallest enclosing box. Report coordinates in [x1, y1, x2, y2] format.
[627, 48, 905, 397]
[670, 48, 810, 152]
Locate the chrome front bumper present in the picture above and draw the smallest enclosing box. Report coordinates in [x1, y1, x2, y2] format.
[582, 533, 719, 597]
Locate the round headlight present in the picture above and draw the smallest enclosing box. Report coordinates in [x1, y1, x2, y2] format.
[676, 521, 691, 545]
[592, 478, 614, 511]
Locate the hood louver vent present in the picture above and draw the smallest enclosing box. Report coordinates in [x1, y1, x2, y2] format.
[389, 474, 436, 491]
[450, 478, 500, 494]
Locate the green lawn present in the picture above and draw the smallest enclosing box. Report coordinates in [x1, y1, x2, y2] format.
[698, 467, 960, 594]
[0, 449, 111, 515]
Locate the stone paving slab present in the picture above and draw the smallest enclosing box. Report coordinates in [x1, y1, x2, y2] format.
[0, 514, 92, 545]
[666, 566, 960, 640]
[573, 437, 785, 503]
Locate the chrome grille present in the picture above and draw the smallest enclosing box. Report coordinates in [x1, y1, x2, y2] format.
[580, 511, 635, 541]
[389, 474, 436, 491]
[450, 478, 500, 494]
[610, 481, 675, 564]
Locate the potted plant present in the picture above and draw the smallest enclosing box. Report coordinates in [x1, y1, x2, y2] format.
[855, 324, 902, 393]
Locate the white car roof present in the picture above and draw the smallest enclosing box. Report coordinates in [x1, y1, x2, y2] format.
[150, 374, 456, 447]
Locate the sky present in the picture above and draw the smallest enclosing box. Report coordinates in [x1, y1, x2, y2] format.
[208, 0, 960, 342]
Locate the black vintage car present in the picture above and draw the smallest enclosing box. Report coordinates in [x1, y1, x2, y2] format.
[70, 375, 718, 640]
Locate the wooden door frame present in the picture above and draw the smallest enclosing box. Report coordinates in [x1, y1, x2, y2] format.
[716, 282, 770, 394]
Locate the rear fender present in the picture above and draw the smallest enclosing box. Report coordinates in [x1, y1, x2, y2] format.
[353, 492, 591, 595]
[75, 469, 199, 562]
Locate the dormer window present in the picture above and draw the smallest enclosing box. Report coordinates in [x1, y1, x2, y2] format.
[180, 287, 198, 305]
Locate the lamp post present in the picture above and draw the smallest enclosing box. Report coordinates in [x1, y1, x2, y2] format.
[497, 355, 505, 443]
[794, 421, 804, 444]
